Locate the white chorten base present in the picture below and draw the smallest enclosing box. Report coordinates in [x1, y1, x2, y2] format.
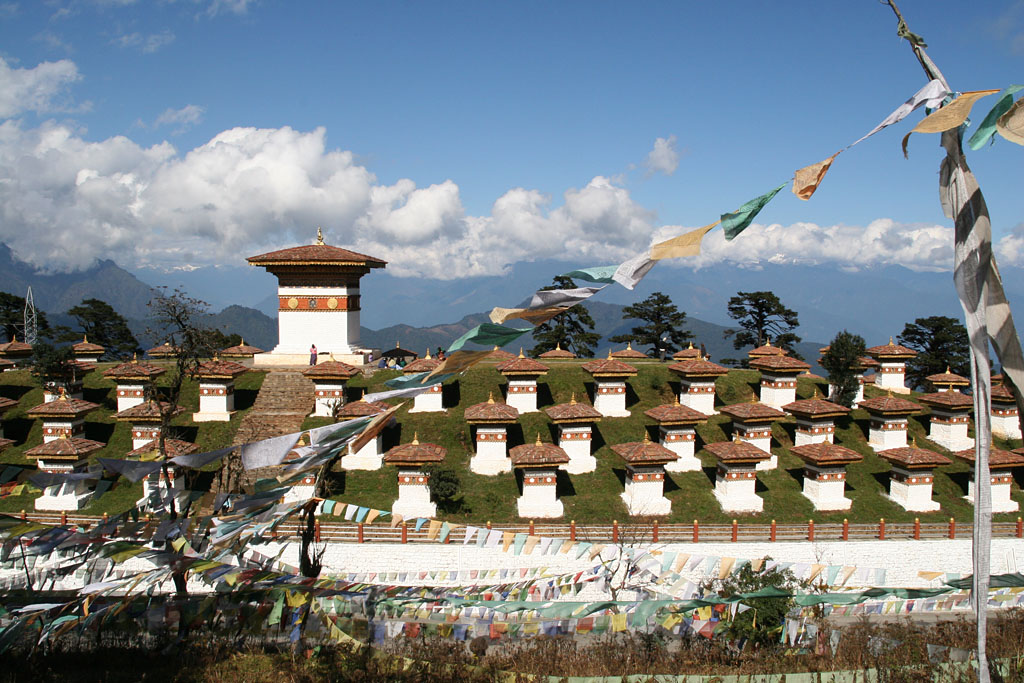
[802, 468, 852, 511]
[558, 427, 595, 474]
[927, 419, 974, 452]
[392, 473, 436, 520]
[735, 430, 775, 470]
[137, 476, 190, 512]
[253, 351, 370, 368]
[506, 381, 539, 413]
[868, 423, 908, 452]
[794, 419, 835, 446]
[593, 384, 630, 417]
[621, 469, 671, 516]
[991, 413, 1021, 440]
[41, 420, 79, 443]
[714, 473, 763, 513]
[517, 471, 562, 518]
[340, 436, 383, 471]
[313, 382, 347, 417]
[35, 483, 92, 511]
[661, 430, 700, 472]
[887, 471, 939, 512]
[470, 450, 512, 475]
[680, 383, 717, 415]
[759, 383, 796, 411]
[875, 367, 910, 394]
[966, 476, 1019, 513]
[192, 411, 234, 423]
[409, 386, 444, 413]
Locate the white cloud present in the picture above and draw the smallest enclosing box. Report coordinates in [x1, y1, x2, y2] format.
[644, 135, 679, 176]
[204, 0, 257, 17]
[0, 57, 80, 117]
[154, 104, 204, 133]
[113, 30, 176, 53]
[994, 223, 1024, 266]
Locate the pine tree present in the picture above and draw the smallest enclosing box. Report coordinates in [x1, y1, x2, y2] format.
[726, 291, 802, 358]
[609, 291, 693, 358]
[59, 298, 139, 360]
[821, 330, 866, 407]
[897, 316, 969, 389]
[529, 276, 600, 358]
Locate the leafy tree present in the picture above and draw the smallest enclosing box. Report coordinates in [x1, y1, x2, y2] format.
[0, 291, 50, 342]
[897, 316, 969, 390]
[529, 276, 600, 358]
[820, 330, 866, 408]
[609, 291, 693, 358]
[427, 465, 465, 513]
[57, 298, 140, 360]
[704, 558, 799, 648]
[30, 341, 80, 390]
[208, 330, 243, 351]
[726, 291, 802, 360]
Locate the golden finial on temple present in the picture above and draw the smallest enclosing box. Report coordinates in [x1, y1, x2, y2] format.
[316, 227, 325, 245]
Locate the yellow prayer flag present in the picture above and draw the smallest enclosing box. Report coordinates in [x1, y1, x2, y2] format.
[611, 613, 628, 632]
[559, 540, 574, 554]
[912, 89, 1001, 134]
[523, 535, 540, 554]
[997, 98, 1024, 145]
[750, 558, 765, 573]
[918, 571, 944, 581]
[807, 564, 825, 583]
[286, 590, 308, 608]
[718, 557, 736, 580]
[672, 553, 690, 574]
[502, 531, 515, 551]
[661, 613, 682, 630]
[792, 152, 840, 200]
[697, 606, 712, 620]
[839, 566, 857, 586]
[650, 221, 720, 260]
[588, 544, 605, 560]
[426, 520, 443, 541]
[390, 513, 404, 529]
[489, 306, 567, 325]
[426, 350, 493, 380]
[365, 509, 380, 524]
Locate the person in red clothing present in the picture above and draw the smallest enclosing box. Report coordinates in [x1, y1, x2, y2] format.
[309, 344, 317, 366]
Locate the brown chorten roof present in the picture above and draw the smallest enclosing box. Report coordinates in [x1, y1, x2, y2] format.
[878, 446, 951, 470]
[991, 383, 1016, 402]
[866, 338, 918, 359]
[72, 337, 105, 354]
[384, 435, 446, 466]
[221, 341, 264, 357]
[748, 342, 787, 358]
[197, 359, 249, 379]
[103, 358, 166, 381]
[610, 342, 648, 359]
[146, 342, 180, 358]
[668, 358, 729, 378]
[464, 393, 519, 423]
[25, 436, 105, 461]
[925, 368, 969, 388]
[644, 400, 708, 425]
[719, 402, 786, 422]
[782, 398, 850, 419]
[336, 399, 393, 417]
[673, 342, 703, 360]
[496, 352, 549, 376]
[538, 343, 576, 359]
[303, 358, 360, 379]
[958, 447, 1024, 468]
[486, 346, 517, 362]
[115, 400, 182, 422]
[247, 238, 386, 268]
[26, 395, 99, 419]
[0, 358, 14, 371]
[611, 434, 678, 465]
[790, 442, 863, 467]
[544, 394, 602, 423]
[703, 439, 771, 464]
[0, 438, 13, 452]
[581, 354, 637, 377]
[917, 390, 973, 410]
[127, 438, 200, 459]
[856, 356, 880, 369]
[799, 371, 826, 383]
[403, 352, 441, 374]
[750, 355, 810, 373]
[859, 394, 920, 416]
[0, 396, 18, 414]
[510, 436, 569, 467]
[0, 337, 32, 357]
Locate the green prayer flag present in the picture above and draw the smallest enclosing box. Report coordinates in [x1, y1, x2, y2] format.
[968, 85, 1024, 150]
[267, 592, 286, 626]
[721, 182, 787, 240]
[512, 533, 527, 555]
[447, 323, 531, 353]
[561, 265, 619, 284]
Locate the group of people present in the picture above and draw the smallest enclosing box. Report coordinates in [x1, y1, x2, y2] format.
[308, 343, 421, 369]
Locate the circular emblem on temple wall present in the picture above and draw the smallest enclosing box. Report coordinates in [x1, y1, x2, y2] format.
[287, 298, 299, 309]
[327, 297, 338, 309]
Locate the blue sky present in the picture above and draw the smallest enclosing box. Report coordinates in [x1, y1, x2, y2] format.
[1, 0, 1023, 280]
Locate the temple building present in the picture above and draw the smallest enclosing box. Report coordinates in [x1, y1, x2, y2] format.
[465, 393, 519, 475]
[510, 436, 569, 518]
[672, 342, 702, 361]
[146, 342, 179, 360]
[403, 352, 444, 413]
[990, 383, 1021, 440]
[719, 401, 786, 470]
[384, 435, 446, 520]
[103, 358, 166, 412]
[544, 394, 602, 474]
[538, 343, 575, 360]
[220, 340, 265, 361]
[704, 439, 770, 513]
[669, 357, 728, 415]
[750, 354, 810, 409]
[782, 395, 850, 446]
[71, 336, 105, 365]
[27, 393, 99, 443]
[610, 342, 648, 360]
[747, 341, 787, 361]
[303, 356, 361, 417]
[26, 435, 105, 510]
[917, 389, 974, 451]
[496, 352, 549, 413]
[790, 442, 863, 511]
[644, 398, 707, 472]
[116, 400, 182, 450]
[247, 229, 386, 366]
[925, 367, 969, 393]
[956, 447, 1024, 514]
[859, 393, 920, 452]
[0, 336, 32, 367]
[485, 346, 517, 363]
[337, 399, 394, 470]
[866, 338, 917, 394]
[877, 444, 950, 512]
[611, 434, 678, 516]
[581, 354, 637, 417]
[194, 358, 249, 422]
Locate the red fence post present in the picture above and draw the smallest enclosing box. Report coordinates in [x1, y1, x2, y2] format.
[401, 522, 408, 544]
[529, 520, 535, 535]
[612, 520, 619, 544]
[948, 517, 956, 540]
[356, 522, 363, 544]
[842, 518, 849, 541]
[315, 520, 322, 543]
[731, 519, 738, 542]
[878, 518, 886, 540]
[570, 520, 576, 542]
[652, 520, 659, 543]
[913, 518, 920, 540]
[692, 520, 699, 543]
[60, 511, 67, 525]
[770, 519, 777, 542]
[808, 519, 815, 542]
[20, 510, 26, 521]
[1017, 517, 1023, 538]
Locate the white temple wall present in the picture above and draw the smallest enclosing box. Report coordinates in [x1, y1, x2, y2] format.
[679, 381, 716, 414]
[661, 427, 700, 472]
[593, 380, 629, 417]
[868, 420, 908, 451]
[506, 380, 539, 413]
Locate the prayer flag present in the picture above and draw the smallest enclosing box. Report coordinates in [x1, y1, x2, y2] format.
[448, 323, 532, 353]
[852, 79, 948, 145]
[650, 221, 720, 260]
[968, 85, 1024, 149]
[911, 89, 1001, 134]
[488, 306, 565, 325]
[612, 252, 656, 290]
[996, 97, 1024, 145]
[792, 152, 840, 200]
[426, 350, 492, 380]
[721, 182, 786, 240]
[561, 265, 619, 284]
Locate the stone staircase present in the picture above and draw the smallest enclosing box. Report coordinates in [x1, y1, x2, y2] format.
[233, 370, 315, 446]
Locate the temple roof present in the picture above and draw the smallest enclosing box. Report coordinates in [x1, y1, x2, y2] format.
[72, 337, 105, 354]
[610, 342, 648, 359]
[510, 437, 569, 467]
[146, 342, 180, 358]
[719, 402, 786, 422]
[336, 399, 393, 417]
[127, 438, 200, 459]
[403, 354, 441, 373]
[672, 342, 702, 360]
[544, 395, 602, 423]
[856, 356, 880, 369]
[866, 338, 918, 359]
[0, 396, 18, 414]
[858, 394, 920, 416]
[103, 359, 166, 380]
[247, 242, 386, 268]
[0, 338, 32, 356]
[957, 447, 1024, 468]
[925, 368, 969, 388]
[644, 401, 708, 425]
[486, 346, 517, 362]
[25, 436, 105, 460]
[464, 394, 519, 423]
[799, 371, 826, 382]
[748, 342, 787, 358]
[197, 359, 249, 379]
[917, 389, 973, 410]
[581, 355, 637, 377]
[0, 359, 14, 371]
[611, 434, 678, 465]
[782, 398, 850, 418]
[991, 383, 1016, 402]
[496, 353, 549, 375]
[749, 355, 810, 372]
[384, 436, 446, 465]
[703, 439, 771, 464]
[220, 341, 264, 357]
[538, 343, 576, 359]
[0, 438, 13, 453]
[790, 442, 863, 467]
[668, 358, 729, 378]
[303, 359, 360, 379]
[26, 395, 100, 418]
[115, 400, 183, 422]
[877, 446, 950, 469]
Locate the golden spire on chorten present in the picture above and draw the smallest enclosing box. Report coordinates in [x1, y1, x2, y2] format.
[316, 227, 325, 246]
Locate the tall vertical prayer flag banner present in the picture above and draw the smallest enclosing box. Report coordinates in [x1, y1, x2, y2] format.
[721, 182, 787, 240]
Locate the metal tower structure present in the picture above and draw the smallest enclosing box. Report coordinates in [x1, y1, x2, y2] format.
[23, 287, 37, 346]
